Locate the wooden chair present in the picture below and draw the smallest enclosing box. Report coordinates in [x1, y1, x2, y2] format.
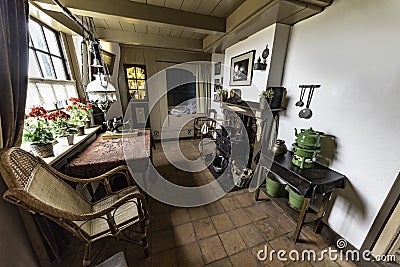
[0, 147, 149, 266]
[193, 109, 217, 139]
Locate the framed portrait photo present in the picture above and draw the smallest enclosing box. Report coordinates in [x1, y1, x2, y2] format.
[214, 62, 221, 75]
[229, 50, 255, 86]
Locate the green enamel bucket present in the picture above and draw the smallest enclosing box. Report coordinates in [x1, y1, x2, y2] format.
[288, 187, 305, 210]
[266, 177, 284, 197]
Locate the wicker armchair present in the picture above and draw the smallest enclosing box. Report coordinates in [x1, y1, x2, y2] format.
[193, 109, 217, 139]
[0, 147, 149, 266]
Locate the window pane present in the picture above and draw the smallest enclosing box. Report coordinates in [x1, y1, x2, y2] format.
[43, 27, 61, 56]
[128, 80, 137, 89]
[37, 52, 55, 78]
[29, 20, 47, 51]
[26, 83, 42, 113]
[35, 83, 57, 110]
[52, 56, 66, 80]
[126, 67, 136, 79]
[136, 67, 145, 79]
[28, 49, 42, 78]
[137, 80, 146, 89]
[52, 84, 69, 108]
[137, 89, 146, 100]
[66, 84, 79, 99]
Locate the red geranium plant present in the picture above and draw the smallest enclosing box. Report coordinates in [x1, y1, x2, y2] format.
[47, 110, 76, 137]
[23, 107, 54, 144]
[66, 97, 93, 126]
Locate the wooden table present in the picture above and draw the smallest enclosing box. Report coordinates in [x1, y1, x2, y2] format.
[255, 151, 346, 242]
[62, 129, 151, 200]
[63, 129, 151, 178]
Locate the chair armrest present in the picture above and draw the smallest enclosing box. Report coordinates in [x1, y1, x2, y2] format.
[44, 163, 129, 183]
[58, 165, 129, 184]
[3, 185, 148, 222]
[194, 116, 208, 124]
[35, 154, 130, 185]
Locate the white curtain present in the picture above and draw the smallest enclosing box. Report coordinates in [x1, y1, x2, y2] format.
[195, 63, 211, 114]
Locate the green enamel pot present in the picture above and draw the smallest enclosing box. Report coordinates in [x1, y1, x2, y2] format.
[266, 177, 284, 197]
[288, 187, 305, 210]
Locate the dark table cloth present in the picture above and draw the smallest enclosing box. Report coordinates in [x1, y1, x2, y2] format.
[63, 130, 151, 178]
[268, 151, 346, 197]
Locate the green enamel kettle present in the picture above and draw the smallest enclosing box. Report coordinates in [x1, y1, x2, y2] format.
[294, 128, 323, 149]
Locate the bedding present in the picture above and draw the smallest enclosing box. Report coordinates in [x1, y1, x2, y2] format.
[169, 98, 197, 115]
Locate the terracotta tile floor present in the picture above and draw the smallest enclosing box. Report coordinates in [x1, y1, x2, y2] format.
[58, 139, 359, 267]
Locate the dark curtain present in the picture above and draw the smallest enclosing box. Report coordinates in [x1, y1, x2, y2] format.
[0, 0, 29, 149]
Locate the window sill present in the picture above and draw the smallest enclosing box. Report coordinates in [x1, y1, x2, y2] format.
[28, 77, 75, 84]
[22, 126, 101, 169]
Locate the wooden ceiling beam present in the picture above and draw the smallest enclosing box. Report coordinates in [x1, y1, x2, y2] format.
[31, 0, 226, 35]
[96, 28, 203, 51]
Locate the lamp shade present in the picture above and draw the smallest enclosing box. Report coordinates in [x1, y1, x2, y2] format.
[86, 75, 117, 113]
[86, 75, 117, 101]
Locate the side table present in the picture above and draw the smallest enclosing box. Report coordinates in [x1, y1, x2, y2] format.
[255, 151, 346, 242]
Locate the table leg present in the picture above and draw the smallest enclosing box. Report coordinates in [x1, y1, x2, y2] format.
[255, 187, 261, 201]
[313, 192, 332, 233]
[293, 197, 310, 242]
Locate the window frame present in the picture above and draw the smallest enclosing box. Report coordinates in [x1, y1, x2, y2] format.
[124, 64, 148, 102]
[28, 17, 71, 80]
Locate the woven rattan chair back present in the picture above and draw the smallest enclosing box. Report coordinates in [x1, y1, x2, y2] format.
[1, 147, 92, 216]
[1, 147, 38, 189]
[0, 147, 149, 266]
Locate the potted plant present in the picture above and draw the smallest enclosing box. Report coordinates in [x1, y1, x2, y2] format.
[259, 89, 274, 109]
[48, 110, 75, 146]
[66, 97, 93, 129]
[23, 107, 55, 158]
[217, 89, 229, 102]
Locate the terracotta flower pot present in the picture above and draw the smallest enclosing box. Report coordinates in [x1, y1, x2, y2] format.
[57, 134, 74, 146]
[77, 126, 85, 136]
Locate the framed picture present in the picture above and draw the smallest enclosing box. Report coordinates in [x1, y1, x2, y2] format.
[214, 62, 221, 75]
[91, 49, 116, 76]
[229, 50, 255, 86]
[214, 78, 220, 92]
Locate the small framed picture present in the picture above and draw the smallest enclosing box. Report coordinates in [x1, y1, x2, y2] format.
[214, 78, 220, 92]
[214, 62, 221, 75]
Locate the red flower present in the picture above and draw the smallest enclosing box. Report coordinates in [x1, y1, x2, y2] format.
[69, 97, 87, 104]
[47, 110, 70, 121]
[86, 103, 93, 109]
[28, 107, 48, 118]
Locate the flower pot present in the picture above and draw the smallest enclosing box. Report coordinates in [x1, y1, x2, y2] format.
[77, 126, 85, 136]
[220, 94, 228, 102]
[288, 187, 305, 210]
[30, 143, 54, 158]
[266, 176, 284, 197]
[57, 134, 74, 146]
[85, 120, 91, 129]
[259, 98, 271, 109]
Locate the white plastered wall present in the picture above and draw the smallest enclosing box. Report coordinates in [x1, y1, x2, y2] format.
[223, 24, 276, 101]
[279, 0, 400, 249]
[221, 0, 400, 249]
